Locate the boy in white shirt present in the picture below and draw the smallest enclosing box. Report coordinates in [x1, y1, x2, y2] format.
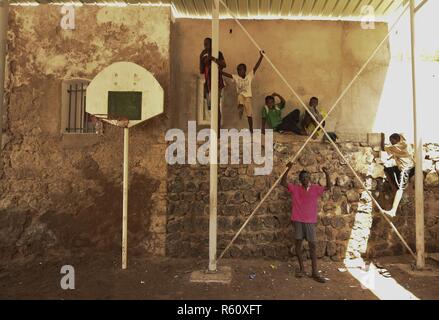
[222, 51, 265, 132]
[383, 133, 415, 217]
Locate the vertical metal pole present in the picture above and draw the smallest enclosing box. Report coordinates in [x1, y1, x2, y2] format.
[409, 0, 425, 269]
[74, 84, 78, 131]
[68, 85, 72, 132]
[80, 83, 84, 133]
[0, 0, 8, 152]
[209, 0, 219, 273]
[84, 95, 88, 133]
[122, 127, 129, 270]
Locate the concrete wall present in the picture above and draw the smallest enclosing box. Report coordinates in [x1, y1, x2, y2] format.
[0, 6, 171, 262]
[171, 19, 390, 133]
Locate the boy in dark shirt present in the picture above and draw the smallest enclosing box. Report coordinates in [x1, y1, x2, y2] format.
[200, 37, 227, 132]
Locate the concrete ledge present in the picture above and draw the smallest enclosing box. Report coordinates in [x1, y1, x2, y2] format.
[336, 132, 368, 143]
[190, 266, 232, 284]
[393, 263, 439, 277]
[367, 133, 385, 148]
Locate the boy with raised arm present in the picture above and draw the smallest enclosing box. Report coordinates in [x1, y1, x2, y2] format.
[281, 164, 332, 283]
[261, 92, 307, 135]
[222, 51, 265, 132]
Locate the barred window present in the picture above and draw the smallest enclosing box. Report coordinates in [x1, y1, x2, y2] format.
[61, 79, 97, 134]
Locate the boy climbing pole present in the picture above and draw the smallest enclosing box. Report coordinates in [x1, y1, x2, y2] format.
[383, 133, 415, 217]
[281, 164, 332, 283]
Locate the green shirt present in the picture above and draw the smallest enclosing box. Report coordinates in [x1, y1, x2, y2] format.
[261, 101, 286, 130]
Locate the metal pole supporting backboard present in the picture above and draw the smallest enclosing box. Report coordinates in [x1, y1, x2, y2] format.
[122, 127, 129, 269]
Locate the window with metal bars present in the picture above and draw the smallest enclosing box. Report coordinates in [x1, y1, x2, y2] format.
[61, 79, 97, 134]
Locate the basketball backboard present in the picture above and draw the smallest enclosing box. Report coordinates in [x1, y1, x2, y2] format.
[86, 62, 164, 128]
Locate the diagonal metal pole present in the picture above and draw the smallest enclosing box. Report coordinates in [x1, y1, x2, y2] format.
[415, 0, 429, 13]
[218, 0, 415, 262]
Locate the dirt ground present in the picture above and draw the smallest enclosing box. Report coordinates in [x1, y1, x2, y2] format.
[0, 254, 437, 300]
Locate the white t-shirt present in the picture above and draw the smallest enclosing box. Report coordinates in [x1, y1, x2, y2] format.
[384, 139, 415, 171]
[232, 71, 254, 98]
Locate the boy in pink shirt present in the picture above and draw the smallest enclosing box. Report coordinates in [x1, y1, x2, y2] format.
[281, 163, 332, 283]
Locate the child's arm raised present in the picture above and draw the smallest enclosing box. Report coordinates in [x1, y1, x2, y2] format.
[261, 118, 266, 135]
[322, 167, 332, 191]
[272, 92, 285, 106]
[281, 162, 293, 189]
[253, 50, 265, 74]
[211, 53, 227, 69]
[221, 71, 233, 79]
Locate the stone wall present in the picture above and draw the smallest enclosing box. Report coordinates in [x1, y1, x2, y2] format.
[166, 137, 439, 261]
[0, 6, 171, 263]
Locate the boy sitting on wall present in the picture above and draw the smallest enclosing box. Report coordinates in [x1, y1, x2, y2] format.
[301, 97, 328, 140]
[262, 93, 305, 135]
[262, 95, 328, 139]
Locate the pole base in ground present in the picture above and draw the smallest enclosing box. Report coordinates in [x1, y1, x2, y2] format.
[190, 266, 232, 284]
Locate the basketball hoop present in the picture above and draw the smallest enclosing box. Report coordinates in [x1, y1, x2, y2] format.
[86, 62, 164, 270]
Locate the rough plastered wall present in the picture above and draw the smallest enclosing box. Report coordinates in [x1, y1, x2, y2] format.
[166, 135, 439, 261]
[0, 6, 171, 263]
[170, 19, 389, 133]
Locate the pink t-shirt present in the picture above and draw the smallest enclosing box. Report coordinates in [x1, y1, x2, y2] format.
[287, 184, 325, 223]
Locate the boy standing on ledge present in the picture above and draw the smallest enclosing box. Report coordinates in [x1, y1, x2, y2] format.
[222, 50, 265, 132]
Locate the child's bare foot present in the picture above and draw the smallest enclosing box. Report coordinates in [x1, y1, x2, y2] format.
[384, 209, 396, 218]
[311, 273, 326, 283]
[238, 105, 244, 119]
[295, 269, 306, 278]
